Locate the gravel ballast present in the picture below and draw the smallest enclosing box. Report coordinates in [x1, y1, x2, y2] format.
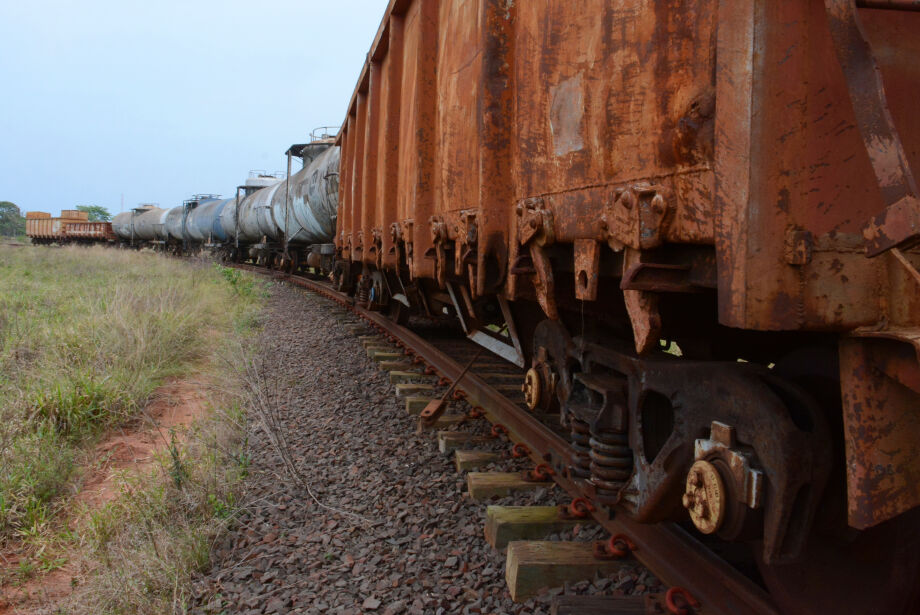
[190, 282, 659, 614]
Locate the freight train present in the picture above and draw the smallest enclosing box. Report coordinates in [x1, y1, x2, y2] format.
[105, 129, 341, 275]
[331, 2, 920, 613]
[24, 1, 920, 613]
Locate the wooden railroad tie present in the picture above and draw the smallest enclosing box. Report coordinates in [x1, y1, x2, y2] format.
[405, 397, 433, 415]
[484, 505, 597, 549]
[395, 383, 435, 397]
[418, 348, 483, 427]
[438, 432, 493, 455]
[505, 541, 630, 602]
[379, 360, 416, 372]
[466, 472, 553, 500]
[454, 450, 500, 472]
[431, 415, 465, 429]
[551, 595, 647, 615]
[371, 351, 404, 363]
[388, 371, 437, 385]
[363, 342, 392, 351]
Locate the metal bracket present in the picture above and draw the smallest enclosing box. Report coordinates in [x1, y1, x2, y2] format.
[371, 227, 383, 268]
[622, 249, 662, 355]
[600, 183, 673, 252]
[402, 219, 414, 278]
[574, 239, 601, 301]
[516, 198, 559, 320]
[428, 216, 449, 288]
[694, 421, 764, 510]
[824, 0, 920, 256]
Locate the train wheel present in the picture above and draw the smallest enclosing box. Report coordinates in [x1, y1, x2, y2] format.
[757, 508, 920, 615]
[757, 347, 920, 614]
[531, 319, 574, 409]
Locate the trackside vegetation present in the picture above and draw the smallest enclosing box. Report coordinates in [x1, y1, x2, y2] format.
[0, 245, 264, 612]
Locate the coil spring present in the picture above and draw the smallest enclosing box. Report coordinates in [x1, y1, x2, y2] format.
[590, 429, 632, 498]
[570, 417, 592, 479]
[355, 284, 369, 304]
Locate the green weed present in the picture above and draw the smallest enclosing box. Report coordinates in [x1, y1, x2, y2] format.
[0, 245, 260, 539]
[215, 263, 256, 297]
[0, 246, 263, 613]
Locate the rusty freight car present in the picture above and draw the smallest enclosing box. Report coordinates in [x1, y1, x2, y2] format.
[26, 210, 89, 244]
[26, 210, 114, 245]
[63, 220, 116, 243]
[334, 1, 920, 613]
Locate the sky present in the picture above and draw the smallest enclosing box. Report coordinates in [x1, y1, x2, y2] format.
[0, 0, 387, 217]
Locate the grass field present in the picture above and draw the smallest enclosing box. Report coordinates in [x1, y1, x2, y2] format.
[0, 245, 263, 612]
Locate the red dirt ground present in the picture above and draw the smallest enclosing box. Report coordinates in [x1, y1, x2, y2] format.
[0, 378, 209, 614]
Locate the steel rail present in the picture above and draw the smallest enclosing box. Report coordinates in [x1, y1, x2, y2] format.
[235, 264, 781, 615]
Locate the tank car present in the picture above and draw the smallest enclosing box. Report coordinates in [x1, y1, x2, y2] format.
[187, 198, 231, 245]
[222, 137, 340, 273]
[333, 2, 920, 613]
[112, 204, 169, 247]
[111, 211, 133, 242]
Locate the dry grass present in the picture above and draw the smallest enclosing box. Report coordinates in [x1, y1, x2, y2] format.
[0, 245, 263, 613]
[69, 361, 253, 614]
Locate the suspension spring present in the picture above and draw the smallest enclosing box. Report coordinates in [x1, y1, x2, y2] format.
[570, 417, 592, 479]
[355, 284, 369, 304]
[589, 428, 632, 500]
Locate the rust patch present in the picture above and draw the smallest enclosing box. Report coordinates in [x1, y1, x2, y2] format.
[550, 73, 585, 156]
[841, 334, 920, 529]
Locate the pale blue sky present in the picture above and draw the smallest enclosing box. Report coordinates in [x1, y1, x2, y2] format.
[0, 0, 386, 216]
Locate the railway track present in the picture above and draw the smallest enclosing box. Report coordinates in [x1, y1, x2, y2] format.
[235, 264, 780, 615]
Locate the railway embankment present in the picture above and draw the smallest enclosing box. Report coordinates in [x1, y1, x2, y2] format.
[186, 282, 658, 615]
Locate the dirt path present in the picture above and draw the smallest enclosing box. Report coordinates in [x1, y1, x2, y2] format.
[0, 379, 211, 614]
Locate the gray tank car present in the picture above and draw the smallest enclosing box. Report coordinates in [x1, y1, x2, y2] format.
[112, 134, 339, 269]
[111, 205, 167, 243]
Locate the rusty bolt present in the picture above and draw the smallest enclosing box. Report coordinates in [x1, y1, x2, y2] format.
[593, 534, 636, 560]
[467, 406, 485, 419]
[491, 424, 509, 438]
[510, 443, 530, 458]
[666, 587, 701, 615]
